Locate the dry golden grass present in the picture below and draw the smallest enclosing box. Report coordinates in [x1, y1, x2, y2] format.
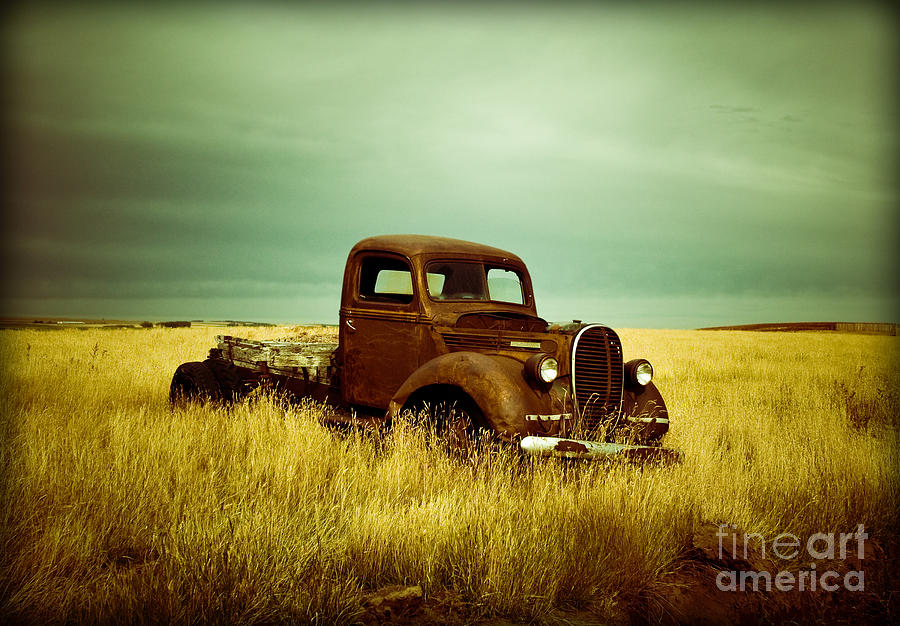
[0, 326, 897, 623]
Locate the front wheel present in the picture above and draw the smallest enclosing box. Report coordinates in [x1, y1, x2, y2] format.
[169, 361, 222, 406]
[405, 395, 489, 457]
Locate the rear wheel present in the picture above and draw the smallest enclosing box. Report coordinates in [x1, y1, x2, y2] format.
[169, 361, 222, 406]
[204, 358, 243, 402]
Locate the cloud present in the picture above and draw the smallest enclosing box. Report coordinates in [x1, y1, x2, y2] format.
[2, 3, 896, 325]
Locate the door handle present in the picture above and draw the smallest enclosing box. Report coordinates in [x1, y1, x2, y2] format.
[345, 319, 357, 332]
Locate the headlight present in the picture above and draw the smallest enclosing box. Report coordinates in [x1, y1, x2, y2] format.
[525, 353, 558, 385]
[635, 361, 653, 385]
[625, 359, 653, 387]
[538, 357, 558, 383]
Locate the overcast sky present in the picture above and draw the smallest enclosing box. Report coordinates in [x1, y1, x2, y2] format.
[2, 3, 896, 328]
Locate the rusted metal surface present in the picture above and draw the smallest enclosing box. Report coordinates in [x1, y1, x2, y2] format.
[174, 234, 674, 453]
[387, 351, 557, 439]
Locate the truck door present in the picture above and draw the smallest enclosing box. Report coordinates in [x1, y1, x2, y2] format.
[339, 252, 422, 409]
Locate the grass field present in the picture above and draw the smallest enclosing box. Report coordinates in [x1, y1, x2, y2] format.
[0, 326, 897, 623]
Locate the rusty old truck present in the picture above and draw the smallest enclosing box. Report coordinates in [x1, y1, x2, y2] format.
[170, 235, 674, 460]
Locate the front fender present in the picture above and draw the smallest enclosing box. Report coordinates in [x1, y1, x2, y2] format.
[622, 381, 668, 419]
[622, 381, 669, 441]
[388, 351, 548, 439]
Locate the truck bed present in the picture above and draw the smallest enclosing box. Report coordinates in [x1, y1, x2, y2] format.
[214, 335, 338, 385]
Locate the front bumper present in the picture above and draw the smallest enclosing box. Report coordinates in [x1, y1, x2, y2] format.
[520, 436, 681, 463]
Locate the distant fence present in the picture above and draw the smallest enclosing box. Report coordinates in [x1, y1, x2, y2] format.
[700, 322, 898, 335]
[835, 322, 897, 335]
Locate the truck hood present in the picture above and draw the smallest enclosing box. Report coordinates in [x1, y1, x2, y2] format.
[434, 310, 548, 333]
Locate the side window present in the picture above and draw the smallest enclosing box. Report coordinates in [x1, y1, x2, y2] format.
[487, 267, 524, 304]
[358, 256, 414, 304]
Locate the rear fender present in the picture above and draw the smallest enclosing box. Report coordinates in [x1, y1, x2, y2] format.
[388, 352, 546, 439]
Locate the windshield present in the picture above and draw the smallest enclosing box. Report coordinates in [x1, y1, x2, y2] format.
[425, 261, 525, 305]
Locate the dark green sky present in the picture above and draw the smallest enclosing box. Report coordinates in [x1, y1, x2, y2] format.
[3, 3, 897, 327]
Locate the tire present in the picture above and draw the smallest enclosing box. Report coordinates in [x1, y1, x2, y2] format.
[204, 358, 243, 402]
[169, 361, 223, 405]
[405, 392, 488, 456]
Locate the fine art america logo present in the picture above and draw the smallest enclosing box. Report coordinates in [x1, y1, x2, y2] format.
[715, 524, 867, 592]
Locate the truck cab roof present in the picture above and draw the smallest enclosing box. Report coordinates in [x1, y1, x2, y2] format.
[350, 235, 524, 264]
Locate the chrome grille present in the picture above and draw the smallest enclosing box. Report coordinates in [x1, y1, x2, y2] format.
[571, 325, 624, 430]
